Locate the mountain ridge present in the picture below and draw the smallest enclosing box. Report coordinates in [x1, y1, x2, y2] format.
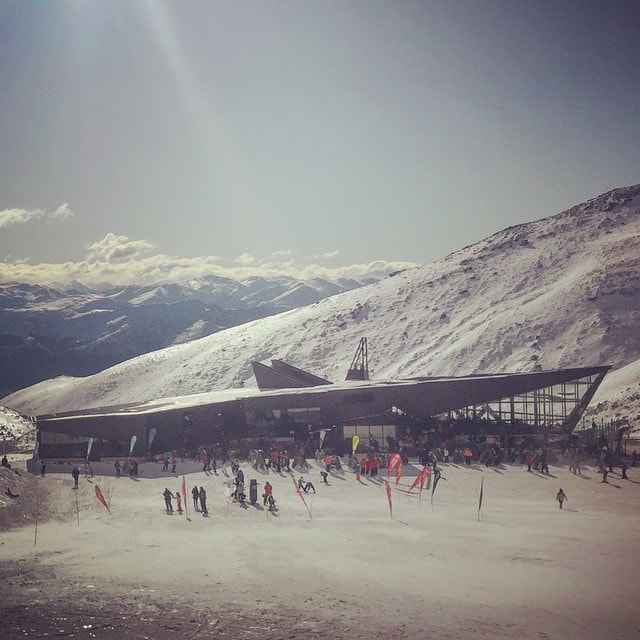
[3, 184, 640, 429]
[0, 274, 375, 397]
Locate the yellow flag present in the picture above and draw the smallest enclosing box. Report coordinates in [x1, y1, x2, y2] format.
[352, 435, 360, 456]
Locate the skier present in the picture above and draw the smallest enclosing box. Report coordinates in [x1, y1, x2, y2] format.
[171, 455, 177, 473]
[235, 480, 246, 503]
[198, 486, 208, 515]
[114, 460, 121, 477]
[192, 485, 200, 510]
[297, 476, 315, 493]
[163, 488, 174, 512]
[175, 490, 183, 514]
[556, 488, 567, 509]
[263, 480, 273, 506]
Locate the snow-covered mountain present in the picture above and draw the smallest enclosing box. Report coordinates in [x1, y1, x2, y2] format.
[3, 185, 640, 431]
[0, 274, 373, 397]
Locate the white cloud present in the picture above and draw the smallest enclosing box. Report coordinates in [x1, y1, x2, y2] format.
[0, 203, 74, 229]
[0, 234, 422, 286]
[84, 233, 155, 263]
[233, 253, 256, 266]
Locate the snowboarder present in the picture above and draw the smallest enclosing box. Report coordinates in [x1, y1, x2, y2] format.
[175, 490, 183, 514]
[114, 459, 121, 477]
[163, 488, 174, 512]
[320, 471, 329, 484]
[556, 488, 567, 509]
[171, 455, 177, 473]
[162, 454, 170, 471]
[198, 486, 208, 515]
[71, 466, 80, 489]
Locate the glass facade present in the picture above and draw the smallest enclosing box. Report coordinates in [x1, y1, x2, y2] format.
[443, 372, 601, 432]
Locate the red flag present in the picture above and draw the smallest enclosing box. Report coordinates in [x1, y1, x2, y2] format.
[385, 480, 393, 519]
[395, 460, 403, 485]
[387, 453, 402, 478]
[94, 485, 110, 514]
[181, 474, 189, 520]
[409, 466, 431, 492]
[292, 477, 312, 518]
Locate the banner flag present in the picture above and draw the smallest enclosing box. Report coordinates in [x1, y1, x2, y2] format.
[409, 466, 431, 492]
[86, 437, 94, 459]
[478, 477, 484, 521]
[292, 477, 312, 518]
[182, 474, 189, 520]
[148, 428, 157, 449]
[95, 485, 110, 514]
[129, 435, 137, 456]
[387, 453, 402, 478]
[385, 480, 393, 519]
[352, 435, 360, 456]
[319, 429, 327, 450]
[395, 461, 403, 485]
[431, 468, 442, 505]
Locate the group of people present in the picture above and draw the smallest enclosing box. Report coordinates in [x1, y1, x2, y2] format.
[162, 487, 183, 513]
[361, 455, 381, 476]
[191, 485, 208, 515]
[162, 454, 179, 473]
[112, 458, 138, 478]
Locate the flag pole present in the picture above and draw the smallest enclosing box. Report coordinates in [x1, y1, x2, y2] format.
[33, 487, 40, 548]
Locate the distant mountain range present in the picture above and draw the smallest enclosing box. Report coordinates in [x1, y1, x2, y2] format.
[3, 184, 640, 432]
[0, 275, 375, 398]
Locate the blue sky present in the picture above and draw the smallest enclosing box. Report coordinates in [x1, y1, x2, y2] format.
[1, 0, 638, 286]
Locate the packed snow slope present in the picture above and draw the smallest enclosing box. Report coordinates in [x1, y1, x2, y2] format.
[4, 185, 640, 425]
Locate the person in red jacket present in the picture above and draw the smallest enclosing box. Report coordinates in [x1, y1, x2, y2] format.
[263, 480, 273, 506]
[263, 480, 276, 510]
[361, 456, 370, 476]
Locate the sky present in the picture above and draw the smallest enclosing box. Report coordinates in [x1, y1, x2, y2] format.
[0, 0, 639, 287]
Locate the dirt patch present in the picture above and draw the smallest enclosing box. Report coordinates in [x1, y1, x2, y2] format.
[0, 559, 430, 640]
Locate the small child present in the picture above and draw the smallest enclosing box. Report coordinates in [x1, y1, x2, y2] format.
[556, 488, 567, 509]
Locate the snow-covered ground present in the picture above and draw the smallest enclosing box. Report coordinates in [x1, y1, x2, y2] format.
[1, 452, 639, 639]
